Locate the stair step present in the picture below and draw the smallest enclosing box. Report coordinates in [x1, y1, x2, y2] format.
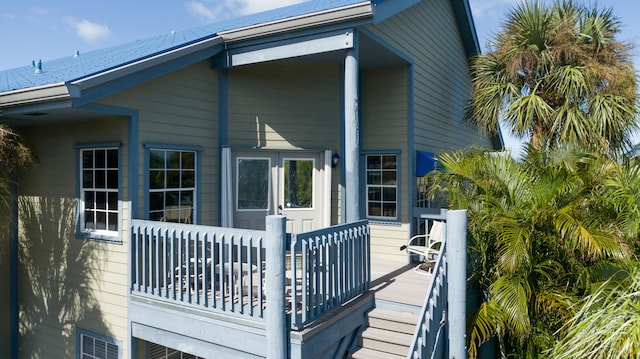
[351, 346, 405, 359]
[368, 308, 419, 326]
[367, 308, 418, 335]
[360, 327, 412, 356]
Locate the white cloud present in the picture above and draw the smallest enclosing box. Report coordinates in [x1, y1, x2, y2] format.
[185, 0, 306, 22]
[69, 18, 111, 42]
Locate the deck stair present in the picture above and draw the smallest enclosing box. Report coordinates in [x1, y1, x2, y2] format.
[351, 307, 418, 358]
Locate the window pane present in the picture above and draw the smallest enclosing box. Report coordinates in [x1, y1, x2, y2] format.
[367, 156, 381, 169]
[96, 212, 106, 230]
[181, 191, 194, 206]
[85, 191, 95, 210]
[83, 170, 94, 188]
[238, 159, 269, 209]
[150, 170, 165, 189]
[167, 151, 180, 169]
[166, 191, 179, 207]
[82, 151, 93, 169]
[150, 192, 164, 211]
[383, 203, 396, 217]
[368, 203, 381, 217]
[383, 187, 396, 201]
[149, 211, 164, 221]
[166, 171, 180, 188]
[95, 149, 106, 168]
[284, 159, 312, 208]
[182, 170, 195, 188]
[368, 187, 381, 201]
[85, 211, 95, 230]
[108, 213, 118, 231]
[107, 170, 118, 189]
[182, 152, 195, 169]
[382, 171, 396, 185]
[107, 149, 118, 168]
[150, 150, 165, 168]
[95, 170, 106, 189]
[108, 192, 117, 210]
[367, 172, 381, 185]
[382, 155, 396, 169]
[82, 335, 94, 354]
[96, 192, 106, 210]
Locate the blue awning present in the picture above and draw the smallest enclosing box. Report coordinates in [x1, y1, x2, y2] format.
[416, 150, 437, 176]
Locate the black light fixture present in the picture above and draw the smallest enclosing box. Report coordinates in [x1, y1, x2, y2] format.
[331, 152, 341, 168]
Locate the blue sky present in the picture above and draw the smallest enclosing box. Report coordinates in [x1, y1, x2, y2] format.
[1, 0, 639, 149]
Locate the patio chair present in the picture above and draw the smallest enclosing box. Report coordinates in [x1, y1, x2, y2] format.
[400, 220, 445, 274]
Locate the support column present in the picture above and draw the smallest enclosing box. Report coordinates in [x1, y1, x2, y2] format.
[344, 31, 360, 223]
[446, 210, 467, 359]
[265, 215, 287, 358]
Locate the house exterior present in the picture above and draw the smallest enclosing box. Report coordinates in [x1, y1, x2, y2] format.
[0, 0, 498, 358]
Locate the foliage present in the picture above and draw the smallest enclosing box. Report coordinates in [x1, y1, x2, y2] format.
[468, 0, 638, 152]
[548, 265, 640, 359]
[0, 124, 35, 211]
[429, 145, 638, 357]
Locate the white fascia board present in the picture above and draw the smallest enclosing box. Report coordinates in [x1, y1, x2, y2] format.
[229, 30, 354, 67]
[219, 2, 373, 42]
[0, 82, 80, 108]
[72, 36, 224, 90]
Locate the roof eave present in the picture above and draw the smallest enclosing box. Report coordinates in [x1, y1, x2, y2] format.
[0, 82, 80, 108]
[72, 35, 225, 90]
[219, 1, 374, 42]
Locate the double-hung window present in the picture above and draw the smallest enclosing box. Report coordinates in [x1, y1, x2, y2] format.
[147, 147, 197, 224]
[366, 154, 398, 220]
[77, 328, 120, 359]
[78, 145, 120, 240]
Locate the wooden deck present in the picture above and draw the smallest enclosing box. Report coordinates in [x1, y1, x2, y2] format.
[369, 256, 433, 308]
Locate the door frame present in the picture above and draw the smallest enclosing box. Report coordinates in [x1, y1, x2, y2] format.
[222, 148, 332, 231]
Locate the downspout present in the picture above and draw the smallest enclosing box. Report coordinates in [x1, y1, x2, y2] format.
[9, 173, 18, 359]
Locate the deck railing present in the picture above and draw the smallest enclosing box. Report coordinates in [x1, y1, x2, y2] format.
[289, 220, 370, 329]
[130, 218, 371, 329]
[130, 220, 267, 321]
[406, 209, 468, 359]
[407, 240, 448, 358]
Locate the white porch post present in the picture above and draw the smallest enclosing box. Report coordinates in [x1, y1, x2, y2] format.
[265, 215, 287, 358]
[447, 210, 468, 359]
[344, 31, 360, 223]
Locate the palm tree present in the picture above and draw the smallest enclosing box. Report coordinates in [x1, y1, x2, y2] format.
[0, 125, 34, 210]
[430, 145, 635, 357]
[468, 0, 638, 151]
[548, 266, 640, 359]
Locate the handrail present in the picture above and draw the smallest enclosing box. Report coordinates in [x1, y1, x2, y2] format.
[289, 220, 370, 330]
[406, 209, 449, 359]
[407, 242, 447, 358]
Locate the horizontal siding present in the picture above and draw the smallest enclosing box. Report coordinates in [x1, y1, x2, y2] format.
[227, 60, 341, 149]
[366, 0, 492, 154]
[17, 118, 130, 358]
[362, 66, 411, 259]
[370, 223, 411, 262]
[100, 60, 219, 226]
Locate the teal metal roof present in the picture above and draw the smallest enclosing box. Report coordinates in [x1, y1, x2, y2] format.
[0, 0, 367, 93]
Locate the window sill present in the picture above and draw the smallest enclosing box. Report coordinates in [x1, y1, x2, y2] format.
[368, 219, 401, 226]
[76, 231, 122, 244]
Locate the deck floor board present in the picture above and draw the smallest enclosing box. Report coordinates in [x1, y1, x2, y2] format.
[369, 256, 433, 308]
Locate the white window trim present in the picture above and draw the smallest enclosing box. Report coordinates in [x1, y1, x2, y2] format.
[75, 143, 122, 242]
[365, 153, 399, 221]
[76, 327, 121, 359]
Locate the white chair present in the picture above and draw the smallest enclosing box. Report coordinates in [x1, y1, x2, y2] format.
[401, 220, 445, 274]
